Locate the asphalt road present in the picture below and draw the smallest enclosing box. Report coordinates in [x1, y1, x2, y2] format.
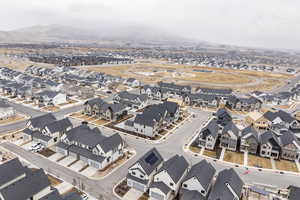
[272, 72, 300, 94]
[2, 108, 300, 200]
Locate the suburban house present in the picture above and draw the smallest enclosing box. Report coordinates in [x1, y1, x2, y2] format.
[215, 108, 232, 126]
[240, 126, 259, 154]
[196, 88, 233, 96]
[125, 101, 180, 138]
[180, 160, 216, 200]
[34, 90, 67, 106]
[219, 121, 240, 151]
[56, 125, 124, 169]
[183, 93, 219, 108]
[84, 98, 127, 121]
[113, 91, 149, 109]
[140, 85, 166, 100]
[245, 111, 268, 129]
[149, 155, 189, 200]
[0, 100, 15, 120]
[0, 158, 63, 200]
[197, 119, 219, 150]
[26, 113, 57, 131]
[227, 96, 262, 112]
[23, 115, 72, 147]
[264, 110, 300, 130]
[259, 131, 281, 159]
[158, 82, 191, 97]
[124, 78, 141, 88]
[279, 131, 300, 161]
[127, 148, 164, 192]
[208, 168, 244, 200]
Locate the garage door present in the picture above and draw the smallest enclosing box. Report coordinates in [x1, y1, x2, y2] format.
[80, 155, 88, 163]
[150, 191, 164, 200]
[89, 161, 100, 169]
[57, 148, 67, 156]
[132, 181, 145, 192]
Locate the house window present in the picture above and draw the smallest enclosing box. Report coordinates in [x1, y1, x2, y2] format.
[201, 190, 205, 194]
[183, 184, 187, 188]
[170, 182, 174, 186]
[132, 172, 136, 175]
[140, 175, 144, 178]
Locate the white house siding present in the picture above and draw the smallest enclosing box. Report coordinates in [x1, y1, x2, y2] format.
[182, 178, 207, 196]
[56, 147, 68, 156]
[134, 123, 156, 138]
[53, 93, 67, 105]
[150, 188, 168, 200]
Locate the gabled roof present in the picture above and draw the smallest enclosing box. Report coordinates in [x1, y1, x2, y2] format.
[0, 169, 51, 200]
[157, 155, 188, 184]
[222, 121, 239, 137]
[183, 160, 216, 191]
[150, 181, 171, 195]
[44, 118, 72, 133]
[28, 113, 56, 129]
[180, 189, 205, 200]
[0, 158, 28, 187]
[98, 133, 123, 153]
[259, 131, 281, 149]
[241, 126, 259, 141]
[39, 189, 63, 200]
[130, 148, 164, 176]
[208, 168, 244, 200]
[279, 131, 300, 147]
[264, 110, 296, 124]
[200, 119, 219, 139]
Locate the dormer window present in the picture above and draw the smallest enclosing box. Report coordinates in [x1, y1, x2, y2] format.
[170, 182, 174, 186]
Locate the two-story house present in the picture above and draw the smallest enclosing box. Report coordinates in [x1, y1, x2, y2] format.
[259, 131, 281, 159]
[198, 119, 219, 150]
[219, 121, 240, 151]
[240, 126, 259, 154]
[180, 160, 216, 200]
[279, 131, 300, 161]
[127, 148, 164, 192]
[149, 155, 189, 200]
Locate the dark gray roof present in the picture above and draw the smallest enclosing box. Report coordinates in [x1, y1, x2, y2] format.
[241, 126, 259, 141]
[200, 119, 219, 139]
[0, 169, 51, 200]
[157, 155, 188, 184]
[0, 158, 28, 187]
[97, 133, 123, 153]
[264, 110, 296, 124]
[180, 189, 205, 200]
[259, 131, 281, 150]
[222, 121, 239, 137]
[32, 131, 52, 142]
[65, 125, 105, 147]
[68, 145, 105, 162]
[150, 182, 171, 195]
[130, 148, 164, 176]
[39, 189, 63, 200]
[28, 113, 56, 129]
[183, 160, 215, 190]
[44, 118, 72, 134]
[208, 168, 244, 200]
[280, 131, 299, 147]
[288, 185, 300, 200]
[197, 87, 232, 95]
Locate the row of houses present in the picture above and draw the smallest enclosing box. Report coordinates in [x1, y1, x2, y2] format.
[124, 101, 180, 138]
[126, 148, 245, 200]
[23, 113, 125, 170]
[198, 109, 300, 161]
[0, 100, 15, 120]
[0, 158, 64, 200]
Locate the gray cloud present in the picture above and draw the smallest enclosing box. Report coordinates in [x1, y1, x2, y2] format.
[0, 0, 299, 49]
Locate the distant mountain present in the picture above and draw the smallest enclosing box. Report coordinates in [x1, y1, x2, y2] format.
[0, 24, 194, 45]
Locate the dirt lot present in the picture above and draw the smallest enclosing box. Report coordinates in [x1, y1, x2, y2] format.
[82, 63, 293, 93]
[47, 174, 62, 186]
[248, 155, 272, 169]
[38, 148, 56, 158]
[223, 151, 244, 165]
[0, 114, 26, 125]
[203, 150, 217, 159]
[275, 160, 299, 172]
[189, 146, 201, 153]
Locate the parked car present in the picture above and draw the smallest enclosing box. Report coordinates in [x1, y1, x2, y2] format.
[81, 193, 89, 200]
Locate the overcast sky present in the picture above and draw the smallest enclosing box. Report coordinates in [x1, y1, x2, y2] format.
[0, 0, 299, 50]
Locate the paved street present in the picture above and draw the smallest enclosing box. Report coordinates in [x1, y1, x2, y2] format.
[2, 108, 300, 200]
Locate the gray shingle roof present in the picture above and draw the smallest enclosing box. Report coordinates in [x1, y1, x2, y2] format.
[39, 189, 63, 200]
[28, 113, 56, 129]
[44, 118, 72, 134]
[208, 168, 244, 200]
[0, 158, 28, 187]
[222, 121, 239, 137]
[183, 160, 216, 191]
[130, 148, 164, 176]
[200, 119, 219, 139]
[288, 185, 300, 200]
[157, 155, 188, 184]
[180, 189, 205, 200]
[0, 169, 51, 200]
[150, 182, 171, 195]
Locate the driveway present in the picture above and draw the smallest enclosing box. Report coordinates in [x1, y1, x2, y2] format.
[69, 160, 87, 172]
[123, 188, 143, 200]
[58, 156, 77, 167]
[81, 166, 98, 177]
[48, 153, 65, 162]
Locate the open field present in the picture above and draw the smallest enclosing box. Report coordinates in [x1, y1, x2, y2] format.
[81, 63, 293, 93]
[0, 114, 26, 125]
[203, 150, 217, 159]
[248, 154, 272, 169]
[223, 151, 244, 165]
[275, 160, 299, 173]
